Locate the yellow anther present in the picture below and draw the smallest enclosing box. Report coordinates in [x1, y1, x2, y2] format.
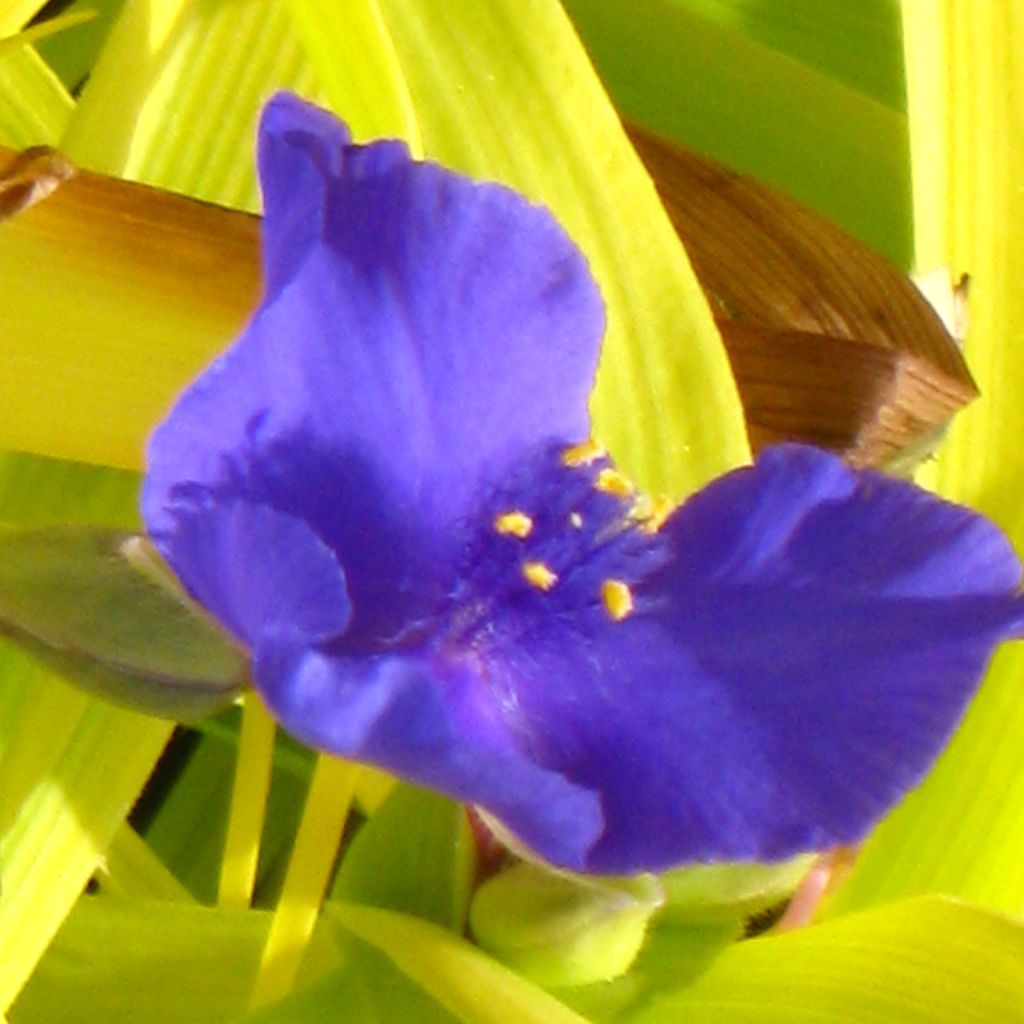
[601, 579, 634, 621]
[561, 439, 606, 467]
[628, 494, 675, 533]
[493, 510, 534, 539]
[628, 495, 654, 521]
[642, 495, 675, 534]
[569, 511, 583, 529]
[595, 467, 634, 499]
[523, 561, 558, 591]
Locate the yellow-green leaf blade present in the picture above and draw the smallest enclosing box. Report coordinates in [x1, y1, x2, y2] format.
[0, 680, 171, 1012]
[828, 0, 1024, 918]
[62, 0, 322, 206]
[282, 0, 420, 148]
[11, 897, 308, 1024]
[629, 898, 1024, 1024]
[0, 1, 48, 37]
[328, 902, 593, 1024]
[0, 459, 171, 1013]
[336, 0, 749, 497]
[0, 42, 73, 147]
[563, 0, 910, 267]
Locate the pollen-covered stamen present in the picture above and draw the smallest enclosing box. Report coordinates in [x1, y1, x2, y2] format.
[454, 443, 670, 644]
[629, 494, 675, 534]
[595, 467, 635, 500]
[643, 496, 675, 534]
[561, 438, 607, 467]
[493, 510, 534, 539]
[523, 560, 558, 591]
[601, 579, 634, 621]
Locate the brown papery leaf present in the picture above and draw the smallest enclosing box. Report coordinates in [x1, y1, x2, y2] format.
[0, 144, 262, 467]
[627, 123, 976, 470]
[0, 141, 260, 350]
[1, 139, 973, 472]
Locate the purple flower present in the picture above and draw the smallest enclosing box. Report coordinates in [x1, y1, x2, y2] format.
[143, 93, 1024, 874]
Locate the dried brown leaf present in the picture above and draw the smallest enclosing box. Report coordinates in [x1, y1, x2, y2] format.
[628, 123, 976, 468]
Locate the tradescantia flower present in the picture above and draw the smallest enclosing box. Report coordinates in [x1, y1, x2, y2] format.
[144, 93, 1024, 875]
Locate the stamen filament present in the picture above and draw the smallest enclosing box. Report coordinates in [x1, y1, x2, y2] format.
[219, 693, 276, 909]
[249, 754, 360, 1009]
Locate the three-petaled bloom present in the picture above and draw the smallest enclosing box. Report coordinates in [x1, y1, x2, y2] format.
[144, 93, 1024, 874]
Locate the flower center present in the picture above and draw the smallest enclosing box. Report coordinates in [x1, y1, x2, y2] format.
[442, 440, 674, 646]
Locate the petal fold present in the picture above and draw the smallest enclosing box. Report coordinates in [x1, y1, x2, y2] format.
[152, 498, 350, 650]
[257, 92, 353, 297]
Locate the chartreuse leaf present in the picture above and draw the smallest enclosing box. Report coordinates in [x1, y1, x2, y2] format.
[827, 0, 1024, 918]
[136, 703, 381, 910]
[61, 0, 412, 203]
[248, 755, 361, 1010]
[0, 36, 73, 147]
[10, 895, 344, 1024]
[0, 526, 245, 720]
[327, 903, 593, 1024]
[242, 938, 460, 1024]
[349, 0, 747, 498]
[280, 0, 419, 147]
[0, 457, 174, 1012]
[62, 0, 319, 208]
[36, 0, 127, 91]
[562, 0, 910, 266]
[0, 12, 98, 61]
[623, 898, 1024, 1024]
[332, 783, 474, 932]
[95, 823, 195, 902]
[0, 675, 171, 1012]
[661, 0, 905, 111]
[0, 2, 48, 35]
[0, 452, 138, 528]
[239, 937, 460, 1024]
[470, 865, 662, 988]
[138, 725, 238, 904]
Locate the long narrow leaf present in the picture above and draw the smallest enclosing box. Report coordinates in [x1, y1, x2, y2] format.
[828, 0, 1024, 917]
[626, 898, 1024, 1024]
[562, 0, 910, 265]
[359, 0, 748, 497]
